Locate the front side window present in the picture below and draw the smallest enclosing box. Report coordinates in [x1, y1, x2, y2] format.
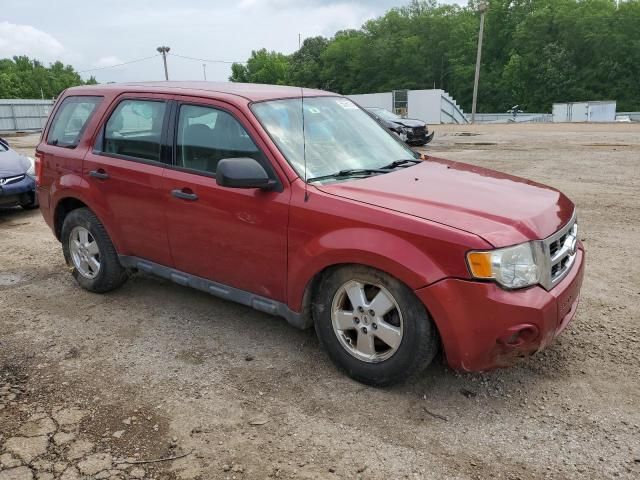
[103, 99, 166, 161]
[176, 104, 262, 174]
[252, 97, 415, 181]
[47, 96, 102, 148]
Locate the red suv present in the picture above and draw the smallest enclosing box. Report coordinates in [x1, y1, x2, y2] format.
[36, 82, 585, 386]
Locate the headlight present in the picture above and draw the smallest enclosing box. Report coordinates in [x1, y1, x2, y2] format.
[467, 242, 540, 289]
[26, 156, 36, 177]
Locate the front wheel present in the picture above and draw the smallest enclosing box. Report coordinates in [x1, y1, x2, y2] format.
[20, 191, 39, 210]
[314, 266, 438, 386]
[61, 208, 128, 293]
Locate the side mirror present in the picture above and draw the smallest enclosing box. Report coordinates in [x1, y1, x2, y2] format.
[216, 157, 276, 190]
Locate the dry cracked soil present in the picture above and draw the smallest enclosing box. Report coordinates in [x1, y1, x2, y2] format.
[1, 123, 639, 480]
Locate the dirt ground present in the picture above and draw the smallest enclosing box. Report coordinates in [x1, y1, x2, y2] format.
[1, 123, 639, 480]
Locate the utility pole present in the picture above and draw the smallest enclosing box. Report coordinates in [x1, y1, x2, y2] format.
[298, 34, 302, 49]
[156, 46, 170, 80]
[202, 63, 207, 81]
[471, 2, 488, 124]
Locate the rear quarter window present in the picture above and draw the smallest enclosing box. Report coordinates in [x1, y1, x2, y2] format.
[47, 96, 103, 148]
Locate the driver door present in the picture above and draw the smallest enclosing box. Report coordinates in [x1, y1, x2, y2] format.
[162, 99, 290, 302]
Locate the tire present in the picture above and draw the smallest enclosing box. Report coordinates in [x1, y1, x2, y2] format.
[61, 207, 128, 293]
[313, 265, 438, 386]
[20, 191, 39, 210]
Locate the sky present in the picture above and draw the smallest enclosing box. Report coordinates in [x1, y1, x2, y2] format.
[1, 0, 466, 84]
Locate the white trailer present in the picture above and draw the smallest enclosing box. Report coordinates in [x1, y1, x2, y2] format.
[552, 101, 616, 123]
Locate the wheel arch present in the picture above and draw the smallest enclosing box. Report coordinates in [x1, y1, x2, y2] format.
[52, 193, 124, 254]
[288, 227, 452, 314]
[296, 262, 400, 321]
[296, 258, 442, 326]
[53, 196, 88, 240]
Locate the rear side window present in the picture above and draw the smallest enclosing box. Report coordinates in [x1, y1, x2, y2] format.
[176, 104, 262, 174]
[47, 96, 102, 148]
[103, 99, 167, 162]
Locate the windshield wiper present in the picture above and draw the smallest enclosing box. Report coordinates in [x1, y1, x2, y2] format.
[307, 168, 389, 183]
[380, 158, 421, 170]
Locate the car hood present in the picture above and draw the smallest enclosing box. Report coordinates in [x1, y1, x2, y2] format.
[315, 158, 575, 247]
[0, 148, 29, 177]
[390, 118, 425, 128]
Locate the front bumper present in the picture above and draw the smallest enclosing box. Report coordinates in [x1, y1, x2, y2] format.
[415, 246, 585, 371]
[0, 175, 36, 207]
[408, 130, 434, 145]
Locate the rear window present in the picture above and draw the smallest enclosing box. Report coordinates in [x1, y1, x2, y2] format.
[102, 99, 167, 162]
[47, 96, 102, 148]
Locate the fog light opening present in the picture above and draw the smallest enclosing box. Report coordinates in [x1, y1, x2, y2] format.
[499, 324, 539, 347]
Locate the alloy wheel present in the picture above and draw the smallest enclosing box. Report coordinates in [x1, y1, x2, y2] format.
[331, 279, 404, 363]
[69, 226, 101, 279]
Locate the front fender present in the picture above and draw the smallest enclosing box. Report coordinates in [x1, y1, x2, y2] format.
[287, 227, 450, 312]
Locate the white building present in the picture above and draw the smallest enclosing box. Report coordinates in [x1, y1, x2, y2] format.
[347, 89, 468, 125]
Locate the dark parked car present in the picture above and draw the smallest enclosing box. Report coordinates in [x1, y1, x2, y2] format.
[366, 107, 434, 146]
[0, 136, 38, 209]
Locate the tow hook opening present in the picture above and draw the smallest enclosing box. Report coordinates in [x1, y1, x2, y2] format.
[498, 324, 539, 347]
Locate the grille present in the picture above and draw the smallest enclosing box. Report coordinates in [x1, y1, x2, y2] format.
[537, 214, 578, 290]
[0, 174, 25, 186]
[413, 127, 426, 135]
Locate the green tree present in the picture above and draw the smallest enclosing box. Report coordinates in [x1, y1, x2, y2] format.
[288, 36, 330, 89]
[231, 0, 640, 112]
[229, 49, 291, 85]
[0, 56, 96, 99]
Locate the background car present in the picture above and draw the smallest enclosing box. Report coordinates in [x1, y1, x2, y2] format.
[366, 107, 434, 146]
[0, 136, 38, 210]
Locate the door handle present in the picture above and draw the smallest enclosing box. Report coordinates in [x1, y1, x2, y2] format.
[89, 169, 110, 180]
[171, 189, 199, 201]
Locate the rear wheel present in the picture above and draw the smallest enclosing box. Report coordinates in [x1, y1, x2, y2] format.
[314, 265, 438, 386]
[61, 208, 128, 293]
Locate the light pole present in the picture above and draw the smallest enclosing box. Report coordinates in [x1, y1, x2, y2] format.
[202, 63, 207, 81]
[471, 2, 488, 124]
[156, 46, 170, 80]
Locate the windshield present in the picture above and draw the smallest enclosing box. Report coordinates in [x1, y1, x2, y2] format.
[369, 108, 401, 122]
[252, 97, 416, 180]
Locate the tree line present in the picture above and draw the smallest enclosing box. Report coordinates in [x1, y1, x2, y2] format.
[230, 0, 640, 113]
[0, 56, 96, 99]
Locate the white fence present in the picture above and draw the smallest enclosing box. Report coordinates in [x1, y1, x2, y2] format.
[467, 113, 553, 123]
[0, 99, 55, 132]
[617, 112, 640, 122]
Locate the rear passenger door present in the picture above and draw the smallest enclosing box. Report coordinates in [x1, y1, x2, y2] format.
[83, 94, 174, 266]
[162, 99, 290, 302]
